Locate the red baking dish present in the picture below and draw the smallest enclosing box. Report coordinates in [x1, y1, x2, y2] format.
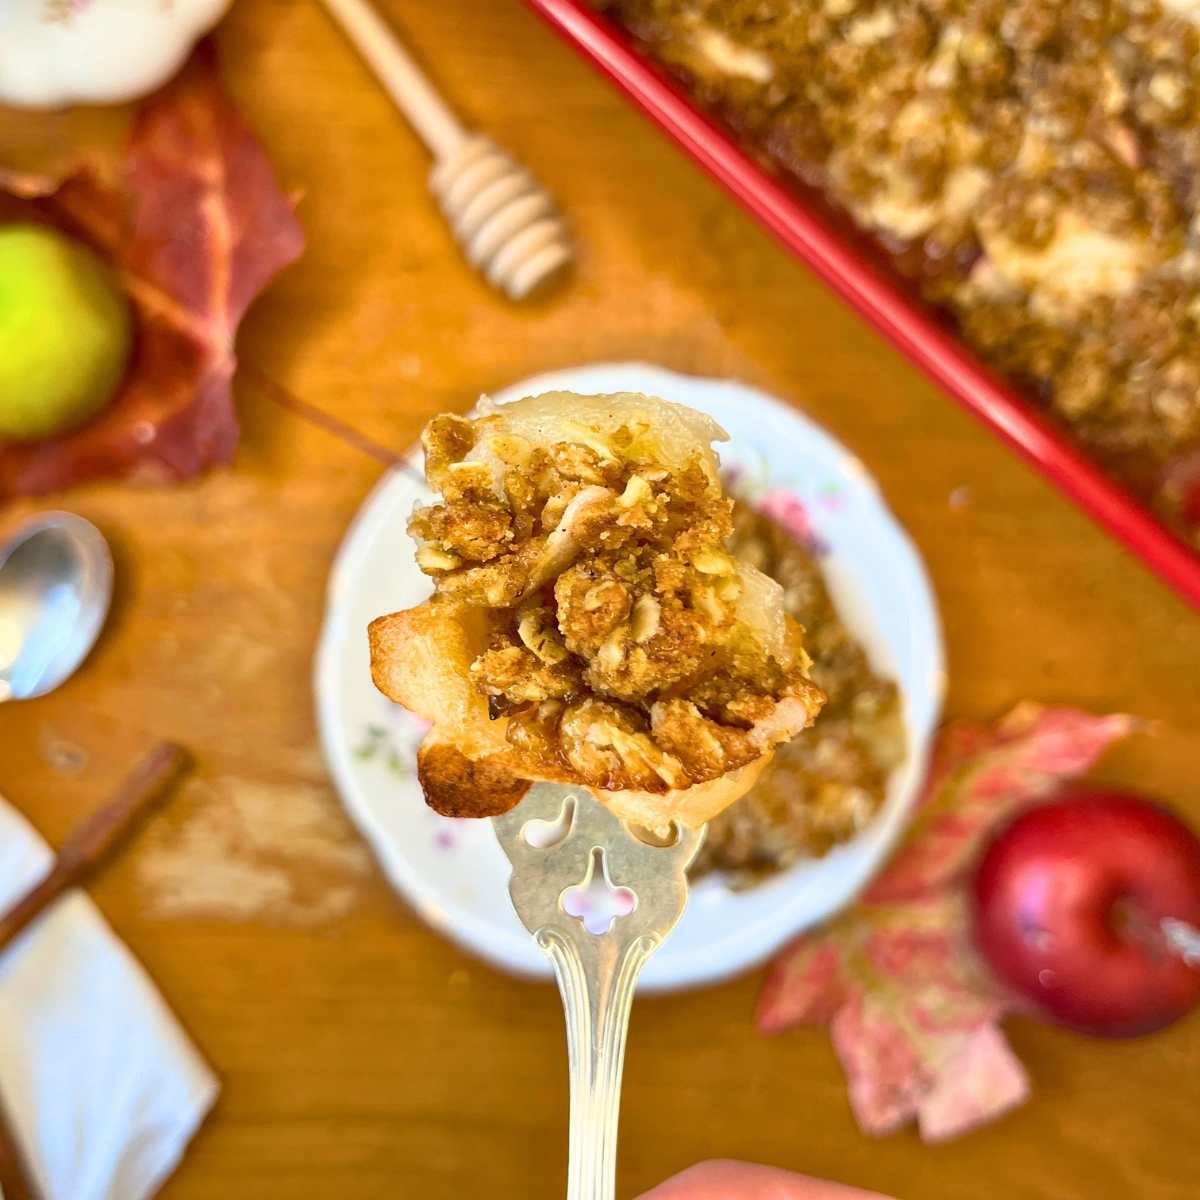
[525, 0, 1200, 610]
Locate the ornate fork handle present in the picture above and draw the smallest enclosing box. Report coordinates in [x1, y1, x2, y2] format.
[495, 786, 703, 1200]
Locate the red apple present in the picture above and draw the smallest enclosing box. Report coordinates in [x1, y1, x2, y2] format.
[971, 790, 1200, 1037]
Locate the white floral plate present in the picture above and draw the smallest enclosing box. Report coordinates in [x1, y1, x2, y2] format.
[315, 363, 944, 991]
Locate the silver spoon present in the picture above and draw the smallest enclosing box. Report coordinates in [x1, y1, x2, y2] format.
[0, 512, 112, 702]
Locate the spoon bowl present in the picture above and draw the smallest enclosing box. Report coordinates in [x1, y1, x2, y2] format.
[0, 512, 113, 702]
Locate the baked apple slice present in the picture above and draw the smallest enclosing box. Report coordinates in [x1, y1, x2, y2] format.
[369, 391, 824, 835]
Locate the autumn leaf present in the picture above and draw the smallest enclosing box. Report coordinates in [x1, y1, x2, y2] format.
[0, 41, 303, 497]
[757, 705, 1134, 1141]
[870, 704, 1137, 903]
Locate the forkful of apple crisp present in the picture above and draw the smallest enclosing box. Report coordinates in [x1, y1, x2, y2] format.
[369, 390, 824, 1199]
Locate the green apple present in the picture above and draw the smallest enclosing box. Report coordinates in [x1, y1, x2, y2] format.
[0, 223, 132, 440]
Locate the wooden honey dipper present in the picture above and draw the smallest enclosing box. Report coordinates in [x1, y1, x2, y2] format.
[320, 0, 573, 300]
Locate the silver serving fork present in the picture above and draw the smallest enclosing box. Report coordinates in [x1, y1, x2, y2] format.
[494, 784, 704, 1200]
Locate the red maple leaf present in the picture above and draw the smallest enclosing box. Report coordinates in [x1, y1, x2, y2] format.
[0, 42, 303, 496]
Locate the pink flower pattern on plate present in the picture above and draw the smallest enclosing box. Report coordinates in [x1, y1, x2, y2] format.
[44, 0, 92, 22]
[757, 488, 830, 556]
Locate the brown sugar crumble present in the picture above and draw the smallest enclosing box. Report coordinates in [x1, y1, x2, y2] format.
[596, 0, 1200, 538]
[406, 396, 824, 799]
[692, 502, 906, 884]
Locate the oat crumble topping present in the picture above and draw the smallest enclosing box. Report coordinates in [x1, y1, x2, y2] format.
[405, 393, 824, 799]
[597, 0, 1200, 536]
[692, 501, 906, 883]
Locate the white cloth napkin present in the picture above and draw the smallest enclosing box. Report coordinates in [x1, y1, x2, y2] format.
[0, 794, 218, 1200]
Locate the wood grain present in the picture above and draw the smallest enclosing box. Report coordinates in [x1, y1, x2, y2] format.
[1, 1, 1197, 1197]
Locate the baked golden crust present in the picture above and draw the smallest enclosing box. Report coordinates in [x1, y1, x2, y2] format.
[416, 741, 530, 819]
[369, 392, 825, 832]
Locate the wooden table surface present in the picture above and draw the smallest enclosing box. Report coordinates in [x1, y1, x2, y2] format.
[4, 2, 1199, 1197]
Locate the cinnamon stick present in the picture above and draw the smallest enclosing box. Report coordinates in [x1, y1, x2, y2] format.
[0, 741, 189, 954]
[0, 1087, 41, 1200]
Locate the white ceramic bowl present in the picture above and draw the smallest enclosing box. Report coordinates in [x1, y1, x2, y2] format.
[315, 363, 944, 990]
[0, 0, 231, 109]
